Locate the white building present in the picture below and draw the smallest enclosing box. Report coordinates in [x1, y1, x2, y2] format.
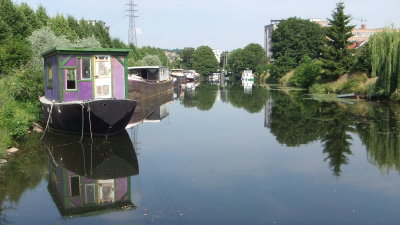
[264, 20, 281, 61]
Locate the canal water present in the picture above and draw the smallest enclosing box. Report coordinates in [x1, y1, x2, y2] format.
[1, 82, 400, 225]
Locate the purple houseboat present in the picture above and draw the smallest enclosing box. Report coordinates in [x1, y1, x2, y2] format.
[40, 48, 137, 136]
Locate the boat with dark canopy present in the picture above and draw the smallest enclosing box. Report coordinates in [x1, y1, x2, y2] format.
[40, 48, 137, 136]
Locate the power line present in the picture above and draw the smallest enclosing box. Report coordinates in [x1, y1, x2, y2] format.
[126, 0, 139, 46]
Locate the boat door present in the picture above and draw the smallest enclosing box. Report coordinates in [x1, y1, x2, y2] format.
[94, 55, 112, 98]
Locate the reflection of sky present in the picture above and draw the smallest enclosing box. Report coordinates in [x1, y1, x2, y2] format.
[130, 99, 400, 225]
[5, 93, 400, 225]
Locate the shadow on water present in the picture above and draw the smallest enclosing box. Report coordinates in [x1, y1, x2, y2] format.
[42, 131, 139, 218]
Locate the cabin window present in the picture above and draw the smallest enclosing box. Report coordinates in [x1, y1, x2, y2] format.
[65, 68, 77, 90]
[81, 58, 91, 80]
[95, 56, 111, 76]
[46, 63, 53, 89]
[70, 177, 80, 196]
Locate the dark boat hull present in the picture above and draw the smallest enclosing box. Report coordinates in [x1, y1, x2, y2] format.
[40, 97, 137, 136]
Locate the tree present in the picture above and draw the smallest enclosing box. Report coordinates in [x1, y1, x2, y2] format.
[369, 31, 400, 97]
[241, 43, 268, 72]
[50, 14, 78, 41]
[271, 17, 325, 65]
[227, 44, 268, 76]
[321, 2, 355, 80]
[180, 47, 195, 69]
[227, 48, 245, 75]
[140, 55, 162, 66]
[192, 46, 219, 77]
[35, 5, 49, 27]
[111, 38, 126, 48]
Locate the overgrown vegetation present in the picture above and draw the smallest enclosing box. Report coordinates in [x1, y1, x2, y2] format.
[369, 30, 400, 99]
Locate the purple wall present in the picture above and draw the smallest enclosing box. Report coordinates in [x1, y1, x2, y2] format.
[115, 178, 128, 200]
[64, 92, 78, 102]
[112, 56, 126, 99]
[45, 54, 127, 102]
[44, 55, 60, 102]
[78, 82, 93, 100]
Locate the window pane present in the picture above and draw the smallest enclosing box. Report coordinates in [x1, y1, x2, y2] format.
[66, 69, 76, 90]
[96, 61, 111, 76]
[70, 177, 80, 196]
[82, 58, 91, 79]
[47, 63, 53, 88]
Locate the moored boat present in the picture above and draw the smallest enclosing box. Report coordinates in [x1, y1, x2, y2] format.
[241, 68, 255, 81]
[40, 47, 136, 136]
[127, 66, 173, 100]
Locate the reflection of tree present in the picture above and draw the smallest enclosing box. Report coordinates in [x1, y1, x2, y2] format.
[180, 84, 218, 111]
[357, 104, 400, 172]
[0, 133, 48, 221]
[269, 90, 326, 146]
[322, 120, 353, 177]
[227, 83, 269, 113]
[269, 89, 354, 176]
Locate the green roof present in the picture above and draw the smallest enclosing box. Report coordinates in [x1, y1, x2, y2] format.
[42, 47, 133, 58]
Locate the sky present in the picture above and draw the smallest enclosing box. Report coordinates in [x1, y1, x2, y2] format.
[14, 0, 400, 50]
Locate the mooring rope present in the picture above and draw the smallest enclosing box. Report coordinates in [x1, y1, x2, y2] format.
[41, 101, 54, 140]
[80, 102, 85, 142]
[87, 102, 93, 142]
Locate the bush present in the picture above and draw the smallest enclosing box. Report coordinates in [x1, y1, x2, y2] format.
[289, 61, 321, 88]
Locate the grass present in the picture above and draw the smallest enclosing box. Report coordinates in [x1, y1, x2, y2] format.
[309, 73, 377, 95]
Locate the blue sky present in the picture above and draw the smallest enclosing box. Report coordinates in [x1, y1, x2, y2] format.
[16, 0, 400, 50]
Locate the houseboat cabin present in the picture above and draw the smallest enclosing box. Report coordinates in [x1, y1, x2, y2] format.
[128, 66, 170, 82]
[40, 48, 137, 136]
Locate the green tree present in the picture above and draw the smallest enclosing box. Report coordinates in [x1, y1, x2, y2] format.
[192, 46, 219, 77]
[35, 5, 49, 27]
[369, 30, 400, 97]
[180, 47, 195, 69]
[321, 2, 355, 80]
[0, 0, 29, 38]
[17, 3, 40, 33]
[140, 55, 162, 66]
[227, 48, 245, 75]
[242, 43, 268, 72]
[111, 38, 127, 48]
[28, 26, 72, 71]
[271, 17, 325, 65]
[351, 43, 372, 75]
[50, 14, 78, 41]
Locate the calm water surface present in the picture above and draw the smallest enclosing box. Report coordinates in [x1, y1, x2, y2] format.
[1, 83, 400, 225]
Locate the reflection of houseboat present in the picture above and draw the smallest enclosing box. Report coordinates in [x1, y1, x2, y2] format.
[241, 69, 255, 81]
[40, 48, 136, 136]
[127, 91, 173, 127]
[242, 80, 254, 94]
[44, 131, 138, 217]
[128, 66, 173, 100]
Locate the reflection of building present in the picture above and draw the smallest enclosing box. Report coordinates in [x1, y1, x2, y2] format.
[264, 97, 273, 128]
[44, 131, 139, 217]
